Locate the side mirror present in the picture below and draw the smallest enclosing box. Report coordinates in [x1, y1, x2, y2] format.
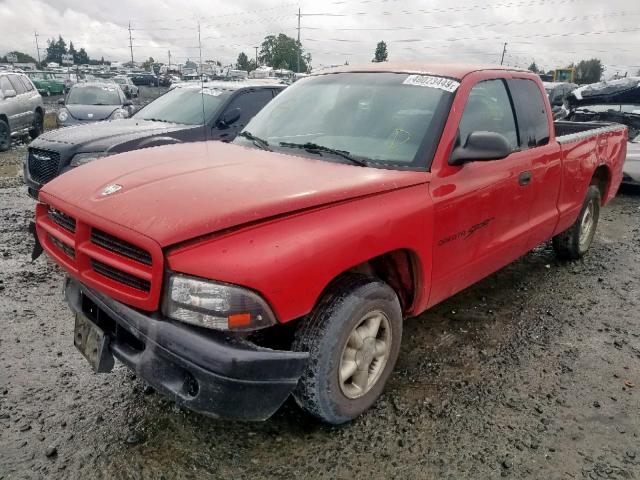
[217, 107, 241, 128]
[57, 98, 65, 105]
[449, 131, 512, 166]
[4, 89, 16, 98]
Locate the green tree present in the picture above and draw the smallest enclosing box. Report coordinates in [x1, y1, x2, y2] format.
[141, 56, 155, 71]
[45, 35, 67, 63]
[259, 34, 310, 73]
[574, 59, 604, 84]
[372, 41, 388, 63]
[68, 41, 77, 64]
[236, 52, 251, 71]
[528, 61, 539, 73]
[1, 51, 37, 63]
[76, 48, 89, 65]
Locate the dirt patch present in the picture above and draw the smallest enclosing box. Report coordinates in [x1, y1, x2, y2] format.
[0, 185, 638, 479]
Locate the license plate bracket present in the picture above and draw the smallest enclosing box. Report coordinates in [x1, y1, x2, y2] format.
[74, 313, 115, 373]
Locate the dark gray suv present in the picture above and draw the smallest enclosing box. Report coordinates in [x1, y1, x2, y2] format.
[0, 72, 44, 151]
[24, 81, 284, 196]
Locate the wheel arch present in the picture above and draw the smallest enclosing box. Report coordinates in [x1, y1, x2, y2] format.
[316, 248, 422, 318]
[591, 164, 610, 205]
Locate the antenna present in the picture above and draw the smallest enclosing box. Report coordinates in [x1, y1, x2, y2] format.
[500, 42, 507, 66]
[128, 22, 134, 64]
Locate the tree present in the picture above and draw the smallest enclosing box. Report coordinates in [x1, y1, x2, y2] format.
[141, 56, 155, 71]
[0, 51, 37, 64]
[574, 59, 604, 84]
[372, 41, 388, 63]
[236, 52, 250, 71]
[76, 48, 89, 65]
[259, 34, 311, 73]
[528, 62, 539, 73]
[45, 35, 67, 63]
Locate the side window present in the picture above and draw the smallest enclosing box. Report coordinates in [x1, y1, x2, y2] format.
[223, 89, 275, 128]
[0, 76, 13, 96]
[458, 79, 518, 150]
[19, 75, 34, 92]
[8, 75, 27, 95]
[507, 79, 550, 149]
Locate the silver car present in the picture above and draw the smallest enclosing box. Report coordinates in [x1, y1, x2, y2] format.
[0, 72, 44, 151]
[625, 135, 640, 186]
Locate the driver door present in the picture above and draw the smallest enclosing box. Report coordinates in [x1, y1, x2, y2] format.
[428, 78, 534, 305]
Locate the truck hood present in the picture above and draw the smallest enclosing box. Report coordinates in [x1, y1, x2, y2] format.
[35, 118, 191, 150]
[40, 141, 428, 247]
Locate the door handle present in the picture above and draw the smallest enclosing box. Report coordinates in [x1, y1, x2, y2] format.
[518, 171, 532, 186]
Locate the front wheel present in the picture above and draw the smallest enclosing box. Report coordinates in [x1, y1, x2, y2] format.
[0, 119, 10, 152]
[552, 185, 601, 260]
[292, 274, 402, 424]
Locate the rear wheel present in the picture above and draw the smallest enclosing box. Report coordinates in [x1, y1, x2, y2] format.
[0, 119, 10, 152]
[552, 185, 601, 259]
[29, 111, 44, 139]
[292, 274, 402, 424]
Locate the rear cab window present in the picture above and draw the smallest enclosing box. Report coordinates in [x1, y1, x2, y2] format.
[507, 79, 550, 149]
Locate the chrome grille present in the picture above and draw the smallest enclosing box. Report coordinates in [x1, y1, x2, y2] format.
[28, 148, 61, 185]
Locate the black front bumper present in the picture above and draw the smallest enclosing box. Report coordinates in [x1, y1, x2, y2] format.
[64, 278, 309, 421]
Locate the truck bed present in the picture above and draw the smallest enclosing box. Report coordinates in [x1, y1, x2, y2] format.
[554, 120, 626, 143]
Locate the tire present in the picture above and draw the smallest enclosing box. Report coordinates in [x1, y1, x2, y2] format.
[0, 119, 10, 152]
[29, 111, 44, 139]
[552, 185, 601, 260]
[292, 274, 403, 424]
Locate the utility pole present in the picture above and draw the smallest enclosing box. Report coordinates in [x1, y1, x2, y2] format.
[128, 22, 134, 64]
[254, 46, 259, 67]
[296, 7, 301, 73]
[197, 21, 203, 82]
[500, 42, 507, 66]
[168, 50, 171, 71]
[34, 31, 41, 66]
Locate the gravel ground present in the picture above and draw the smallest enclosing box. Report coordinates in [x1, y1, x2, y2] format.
[0, 147, 639, 479]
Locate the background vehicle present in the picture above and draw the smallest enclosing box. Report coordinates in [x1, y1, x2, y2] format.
[55, 82, 133, 128]
[34, 65, 625, 424]
[54, 72, 80, 93]
[129, 72, 159, 86]
[543, 81, 577, 107]
[112, 76, 139, 98]
[0, 72, 44, 151]
[26, 71, 65, 96]
[24, 82, 284, 195]
[565, 78, 640, 186]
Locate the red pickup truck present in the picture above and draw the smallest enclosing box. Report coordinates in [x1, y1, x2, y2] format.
[35, 64, 627, 424]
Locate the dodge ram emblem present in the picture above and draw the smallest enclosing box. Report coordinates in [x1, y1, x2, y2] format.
[101, 184, 122, 196]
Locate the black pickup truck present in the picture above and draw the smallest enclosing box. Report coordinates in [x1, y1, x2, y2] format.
[24, 81, 284, 197]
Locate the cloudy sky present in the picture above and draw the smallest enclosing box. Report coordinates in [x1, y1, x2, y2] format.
[0, 0, 638, 76]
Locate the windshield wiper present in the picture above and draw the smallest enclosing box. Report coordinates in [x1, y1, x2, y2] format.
[238, 131, 272, 151]
[144, 117, 172, 123]
[278, 142, 369, 167]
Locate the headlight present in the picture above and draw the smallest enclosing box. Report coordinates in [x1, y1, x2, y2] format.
[69, 152, 109, 167]
[111, 109, 128, 120]
[57, 109, 69, 122]
[162, 274, 277, 332]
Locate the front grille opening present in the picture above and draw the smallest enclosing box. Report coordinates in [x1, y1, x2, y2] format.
[91, 229, 152, 266]
[49, 235, 75, 258]
[28, 148, 61, 185]
[91, 260, 151, 292]
[48, 207, 76, 233]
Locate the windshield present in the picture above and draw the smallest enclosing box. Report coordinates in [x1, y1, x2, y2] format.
[67, 85, 122, 105]
[133, 86, 231, 125]
[233, 72, 454, 169]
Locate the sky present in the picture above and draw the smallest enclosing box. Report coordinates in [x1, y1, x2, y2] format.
[0, 0, 638, 77]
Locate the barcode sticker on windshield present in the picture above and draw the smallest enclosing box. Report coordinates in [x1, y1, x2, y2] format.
[403, 75, 460, 93]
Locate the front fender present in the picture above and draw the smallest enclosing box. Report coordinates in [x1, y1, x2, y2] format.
[166, 184, 433, 323]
